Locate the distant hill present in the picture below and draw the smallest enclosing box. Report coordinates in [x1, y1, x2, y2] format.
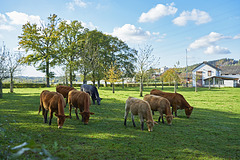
[179, 58, 240, 73]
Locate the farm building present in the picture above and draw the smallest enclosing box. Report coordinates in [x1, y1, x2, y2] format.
[192, 61, 240, 87]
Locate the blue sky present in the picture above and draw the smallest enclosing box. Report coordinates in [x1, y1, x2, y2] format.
[0, 0, 240, 77]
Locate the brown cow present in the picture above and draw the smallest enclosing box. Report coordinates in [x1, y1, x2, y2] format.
[143, 94, 173, 125]
[68, 90, 94, 125]
[56, 85, 76, 105]
[150, 89, 193, 118]
[39, 90, 70, 129]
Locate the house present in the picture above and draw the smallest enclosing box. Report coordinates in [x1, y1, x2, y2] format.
[192, 61, 239, 87]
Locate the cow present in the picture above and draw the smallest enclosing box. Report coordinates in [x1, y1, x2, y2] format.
[38, 90, 70, 129]
[81, 84, 101, 105]
[143, 94, 173, 125]
[150, 89, 194, 118]
[124, 96, 157, 132]
[56, 85, 76, 105]
[68, 90, 94, 125]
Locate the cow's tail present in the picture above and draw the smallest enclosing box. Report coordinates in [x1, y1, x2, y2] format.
[38, 97, 43, 115]
[84, 93, 90, 112]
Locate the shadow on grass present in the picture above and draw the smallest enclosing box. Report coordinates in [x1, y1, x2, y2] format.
[0, 90, 240, 159]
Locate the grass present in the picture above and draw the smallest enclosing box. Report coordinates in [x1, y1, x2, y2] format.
[0, 86, 240, 159]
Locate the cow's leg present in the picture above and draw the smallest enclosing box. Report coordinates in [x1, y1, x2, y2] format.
[139, 115, 144, 131]
[124, 103, 130, 126]
[69, 103, 72, 119]
[91, 95, 95, 105]
[172, 105, 178, 117]
[131, 113, 136, 127]
[49, 110, 53, 125]
[75, 107, 79, 120]
[158, 110, 164, 124]
[152, 110, 154, 115]
[65, 96, 68, 106]
[43, 109, 48, 123]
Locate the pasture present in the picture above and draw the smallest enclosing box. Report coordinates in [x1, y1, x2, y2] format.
[0, 86, 239, 159]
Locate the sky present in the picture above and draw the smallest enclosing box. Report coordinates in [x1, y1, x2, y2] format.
[0, 0, 240, 77]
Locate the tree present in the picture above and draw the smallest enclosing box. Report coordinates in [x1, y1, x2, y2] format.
[57, 20, 84, 87]
[0, 44, 9, 98]
[18, 14, 60, 87]
[161, 68, 180, 92]
[135, 45, 160, 97]
[6, 50, 22, 93]
[105, 62, 122, 93]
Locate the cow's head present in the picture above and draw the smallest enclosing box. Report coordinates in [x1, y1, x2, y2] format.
[146, 120, 158, 132]
[80, 111, 94, 125]
[55, 114, 70, 129]
[166, 115, 173, 125]
[185, 106, 194, 118]
[97, 97, 102, 105]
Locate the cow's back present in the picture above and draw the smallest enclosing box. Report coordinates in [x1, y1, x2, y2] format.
[56, 85, 75, 98]
[68, 90, 90, 109]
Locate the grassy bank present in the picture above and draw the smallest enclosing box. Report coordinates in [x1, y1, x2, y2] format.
[0, 87, 239, 159]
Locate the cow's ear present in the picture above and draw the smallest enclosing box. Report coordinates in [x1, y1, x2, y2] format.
[65, 115, 71, 118]
[154, 121, 158, 125]
[79, 112, 83, 115]
[100, 98, 103, 100]
[90, 112, 94, 115]
[55, 114, 59, 117]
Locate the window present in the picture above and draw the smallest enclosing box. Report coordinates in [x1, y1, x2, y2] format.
[208, 71, 212, 76]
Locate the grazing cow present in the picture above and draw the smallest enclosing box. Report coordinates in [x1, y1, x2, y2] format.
[81, 84, 101, 105]
[56, 85, 76, 105]
[150, 89, 193, 118]
[124, 97, 157, 132]
[38, 90, 70, 129]
[143, 94, 173, 125]
[68, 90, 94, 125]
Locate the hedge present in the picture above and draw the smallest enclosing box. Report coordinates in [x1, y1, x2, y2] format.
[2, 82, 177, 88]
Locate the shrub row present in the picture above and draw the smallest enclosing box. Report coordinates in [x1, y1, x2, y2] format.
[2, 82, 177, 88]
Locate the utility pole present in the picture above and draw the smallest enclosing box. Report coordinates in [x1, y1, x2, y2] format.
[186, 49, 188, 87]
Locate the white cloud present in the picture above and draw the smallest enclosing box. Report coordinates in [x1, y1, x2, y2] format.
[6, 11, 41, 25]
[139, 3, 177, 23]
[204, 46, 231, 54]
[188, 32, 234, 54]
[81, 21, 98, 30]
[0, 14, 7, 23]
[173, 9, 211, 26]
[67, 0, 87, 11]
[189, 32, 229, 50]
[0, 24, 15, 31]
[233, 34, 240, 39]
[111, 24, 164, 44]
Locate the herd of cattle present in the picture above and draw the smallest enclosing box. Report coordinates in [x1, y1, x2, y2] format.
[38, 85, 193, 131]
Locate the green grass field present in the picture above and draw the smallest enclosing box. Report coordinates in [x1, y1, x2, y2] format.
[0, 86, 239, 159]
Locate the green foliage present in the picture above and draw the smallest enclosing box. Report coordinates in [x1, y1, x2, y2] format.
[0, 87, 239, 159]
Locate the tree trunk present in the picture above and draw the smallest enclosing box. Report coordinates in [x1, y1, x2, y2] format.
[140, 76, 143, 97]
[97, 80, 100, 89]
[0, 80, 2, 98]
[105, 81, 107, 87]
[70, 66, 73, 87]
[122, 78, 124, 88]
[174, 81, 177, 93]
[10, 73, 13, 93]
[83, 72, 87, 84]
[112, 83, 115, 93]
[46, 61, 50, 87]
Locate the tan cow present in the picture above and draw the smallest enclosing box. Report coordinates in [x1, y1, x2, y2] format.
[143, 94, 173, 125]
[124, 96, 157, 132]
[68, 90, 94, 125]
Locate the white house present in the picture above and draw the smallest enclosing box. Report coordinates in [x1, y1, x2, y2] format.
[192, 61, 239, 87]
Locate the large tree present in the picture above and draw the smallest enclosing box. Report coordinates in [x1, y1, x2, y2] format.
[57, 20, 85, 87]
[18, 14, 60, 87]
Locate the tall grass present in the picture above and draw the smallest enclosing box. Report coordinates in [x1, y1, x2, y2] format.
[0, 86, 239, 159]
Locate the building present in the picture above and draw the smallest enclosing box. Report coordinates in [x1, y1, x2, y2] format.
[192, 61, 240, 87]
